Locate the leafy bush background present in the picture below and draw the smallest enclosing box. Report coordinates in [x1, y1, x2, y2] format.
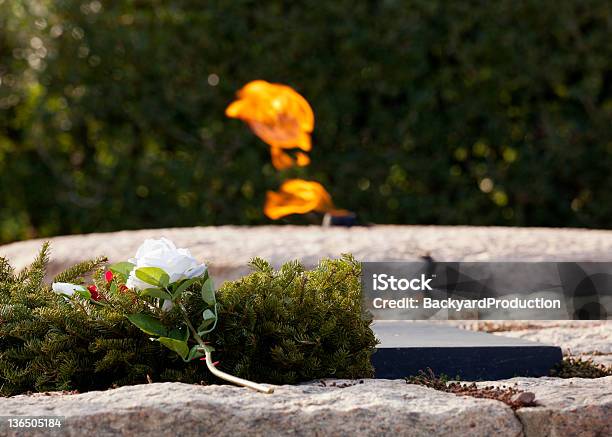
[1, 0, 611, 243]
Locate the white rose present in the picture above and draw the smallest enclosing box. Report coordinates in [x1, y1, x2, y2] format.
[126, 237, 207, 290]
[52, 282, 86, 297]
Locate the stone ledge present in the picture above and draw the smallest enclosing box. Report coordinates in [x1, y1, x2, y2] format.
[3, 225, 612, 282]
[0, 378, 609, 437]
[481, 377, 612, 437]
[490, 323, 612, 355]
[434, 321, 611, 365]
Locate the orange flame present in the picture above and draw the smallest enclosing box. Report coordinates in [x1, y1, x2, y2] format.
[226, 80, 314, 169]
[264, 179, 335, 219]
[270, 147, 311, 170]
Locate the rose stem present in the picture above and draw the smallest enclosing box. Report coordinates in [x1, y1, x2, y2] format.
[179, 304, 273, 394]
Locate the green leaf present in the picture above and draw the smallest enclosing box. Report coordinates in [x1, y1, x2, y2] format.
[186, 345, 205, 362]
[110, 282, 118, 294]
[75, 288, 91, 300]
[197, 309, 216, 334]
[109, 262, 135, 278]
[203, 308, 216, 321]
[168, 324, 189, 342]
[127, 313, 168, 337]
[158, 337, 189, 360]
[201, 278, 215, 306]
[173, 277, 199, 299]
[135, 267, 170, 288]
[140, 287, 172, 300]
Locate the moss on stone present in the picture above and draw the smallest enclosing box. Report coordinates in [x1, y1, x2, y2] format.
[549, 356, 612, 379]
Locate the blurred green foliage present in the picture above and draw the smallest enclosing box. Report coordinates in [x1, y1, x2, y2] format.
[1, 0, 611, 243]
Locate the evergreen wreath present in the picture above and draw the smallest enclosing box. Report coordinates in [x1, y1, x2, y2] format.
[0, 240, 376, 396]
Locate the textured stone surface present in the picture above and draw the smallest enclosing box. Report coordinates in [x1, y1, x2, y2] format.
[482, 376, 612, 437]
[491, 323, 612, 355]
[588, 354, 612, 367]
[3, 225, 612, 282]
[0, 380, 522, 437]
[1, 378, 610, 437]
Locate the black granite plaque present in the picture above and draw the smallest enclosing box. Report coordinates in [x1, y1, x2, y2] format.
[371, 322, 563, 380]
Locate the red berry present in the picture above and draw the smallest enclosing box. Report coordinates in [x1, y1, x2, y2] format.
[87, 285, 100, 301]
[119, 284, 129, 293]
[105, 271, 114, 283]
